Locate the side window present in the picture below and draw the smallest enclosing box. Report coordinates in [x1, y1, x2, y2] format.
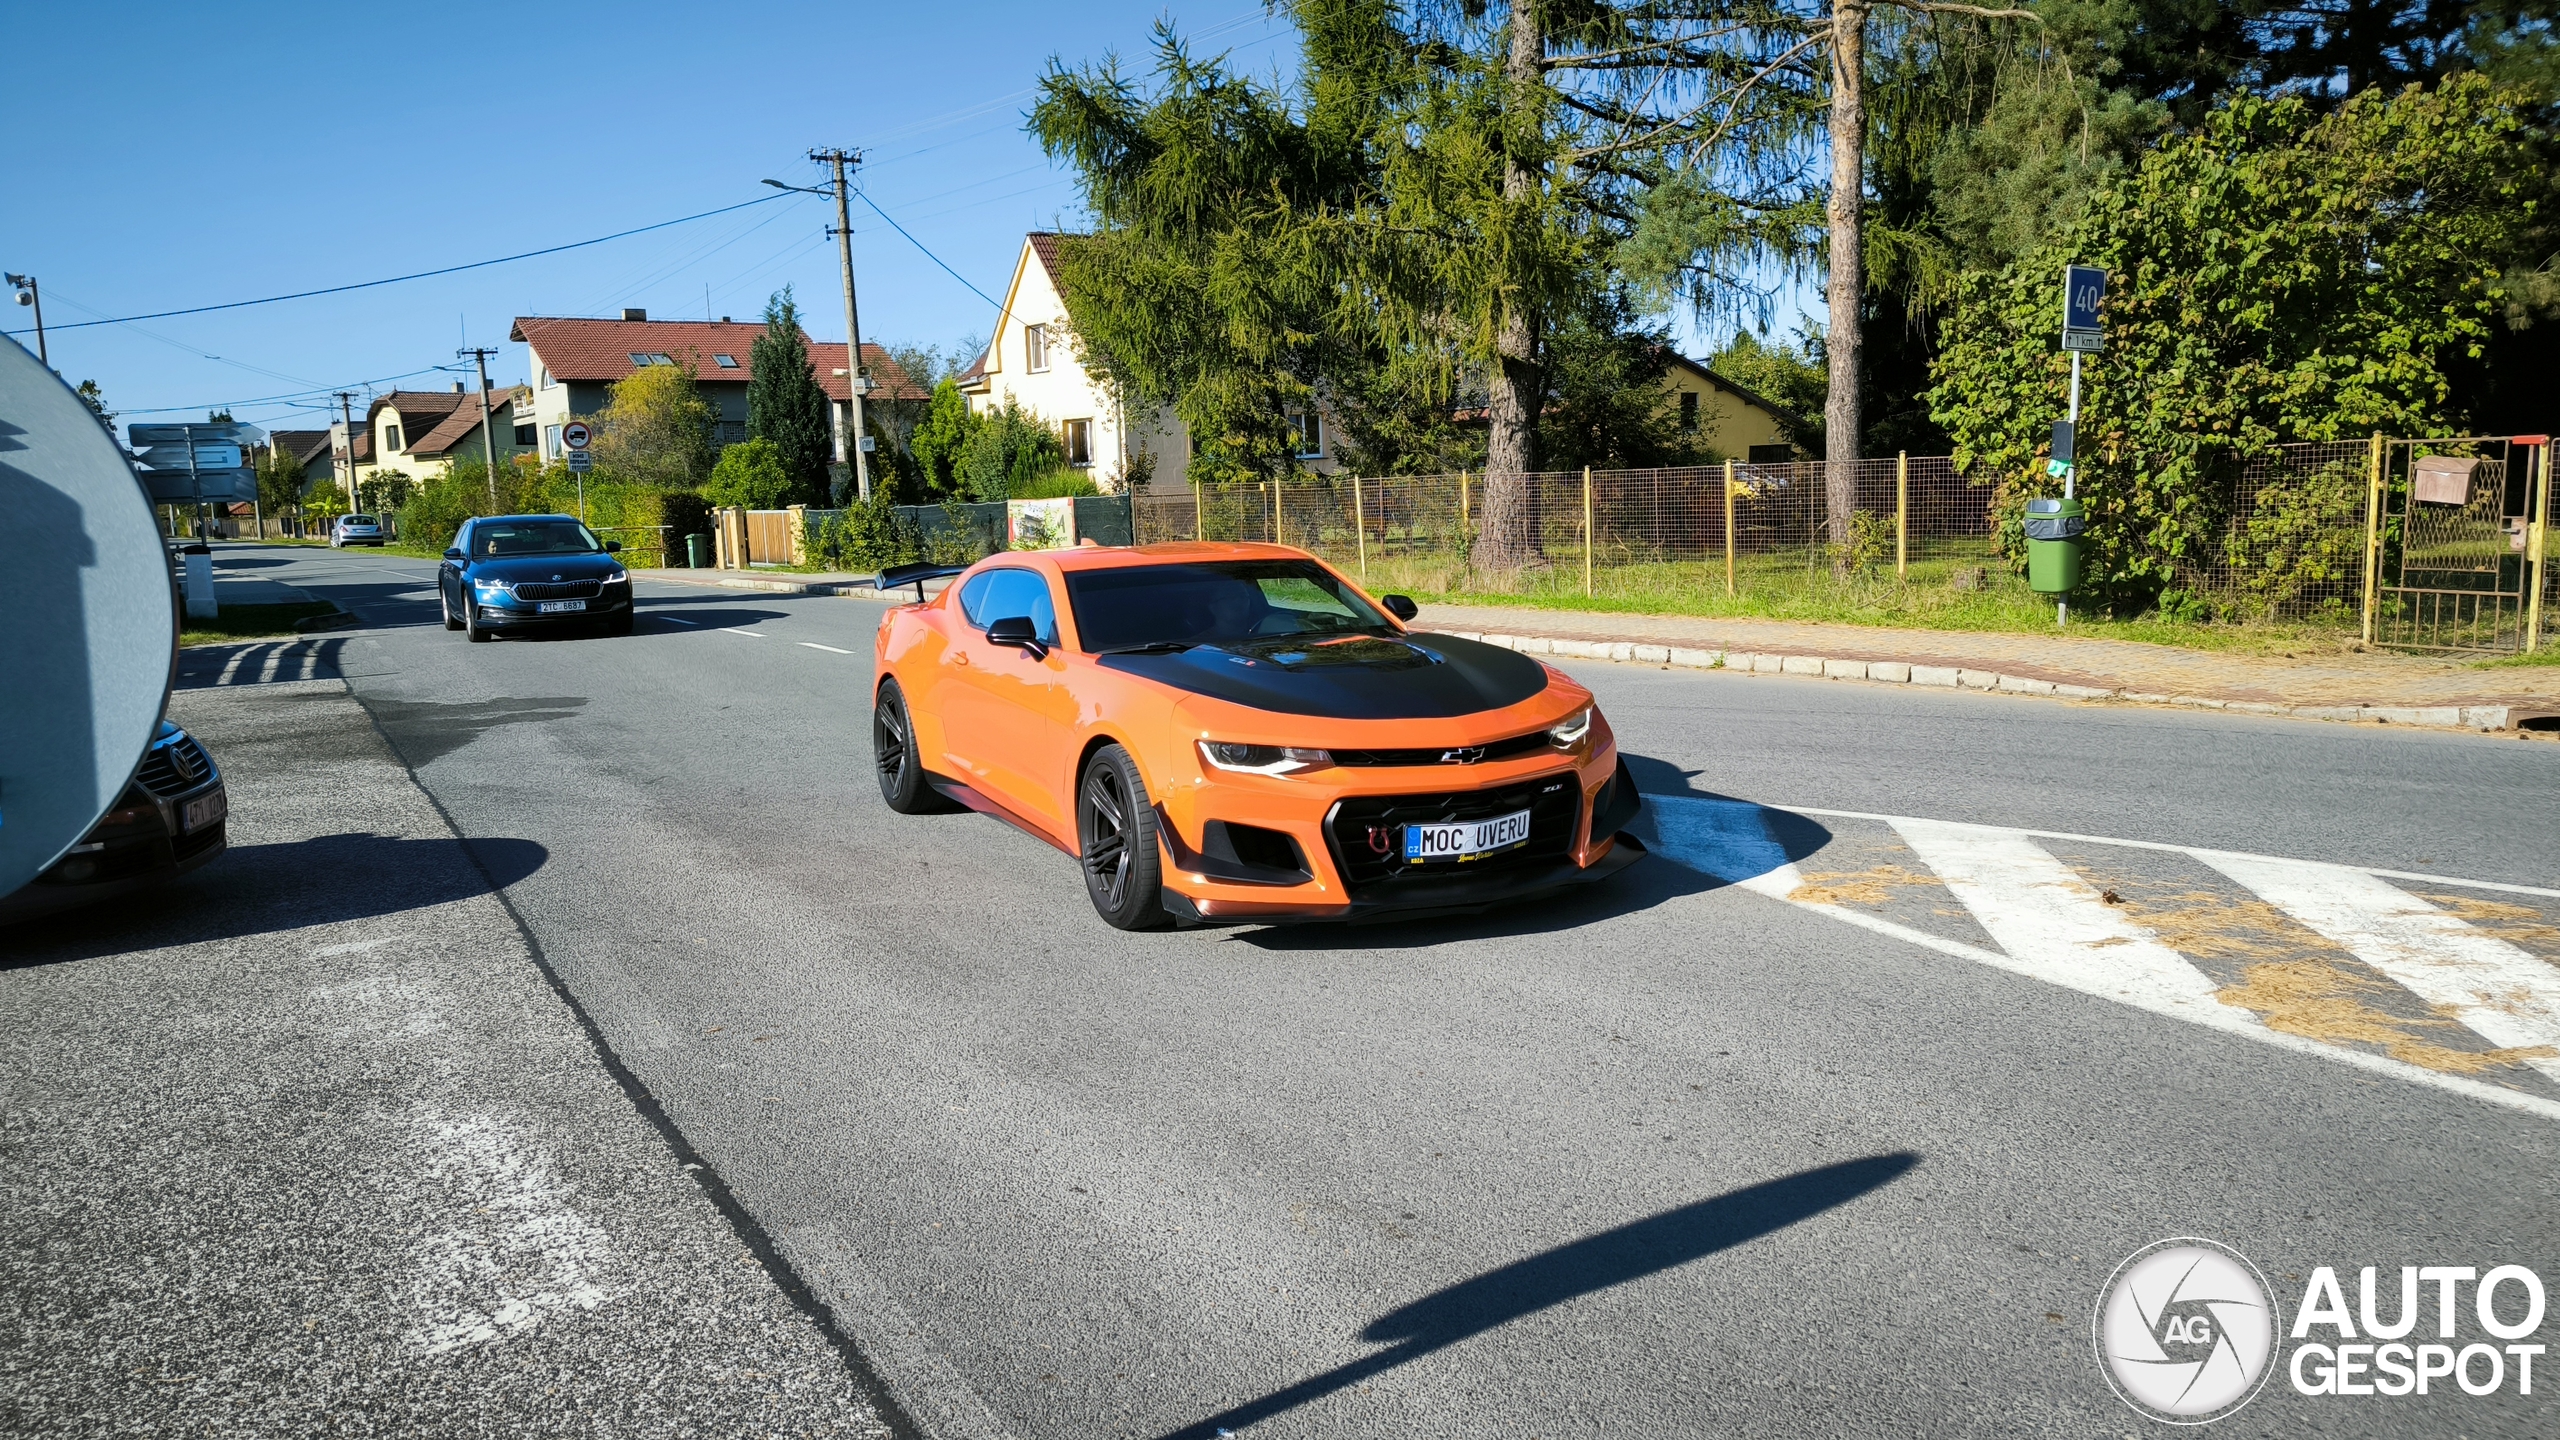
[961, 569, 1057, 643]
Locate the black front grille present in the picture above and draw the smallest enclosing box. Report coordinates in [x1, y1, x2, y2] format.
[1325, 772, 1581, 893]
[1331, 730, 1557, 768]
[512, 580, 602, 601]
[134, 734, 215, 797]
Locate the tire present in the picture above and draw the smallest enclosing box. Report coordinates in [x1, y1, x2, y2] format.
[1077, 743, 1167, 931]
[441, 585, 464, 631]
[872, 679, 952, 814]
[465, 600, 491, 643]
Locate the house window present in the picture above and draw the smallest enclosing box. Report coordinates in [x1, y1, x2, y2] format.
[629, 352, 651, 366]
[1680, 391, 1699, 433]
[514, 424, 536, 447]
[1024, 324, 1048, 373]
[544, 424, 562, 457]
[1747, 443, 1795, 465]
[539, 365, 554, 389]
[1289, 411, 1322, 459]
[713, 353, 739, 368]
[383, 424, 401, 452]
[1062, 418, 1092, 466]
[650, 352, 674, 366]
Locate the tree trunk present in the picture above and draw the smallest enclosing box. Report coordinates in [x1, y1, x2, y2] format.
[1824, 0, 1868, 574]
[1474, 0, 1547, 574]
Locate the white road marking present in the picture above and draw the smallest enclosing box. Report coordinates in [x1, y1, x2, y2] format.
[722, 628, 764, 638]
[1634, 795, 2560, 1126]
[799, 642, 852, 655]
[403, 1112, 619, 1356]
[1892, 818, 2230, 1017]
[2196, 853, 2560, 1084]
[660, 616, 701, 625]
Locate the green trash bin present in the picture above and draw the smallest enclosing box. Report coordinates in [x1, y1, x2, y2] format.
[2024, 497, 2085, 594]
[685, 532, 712, 569]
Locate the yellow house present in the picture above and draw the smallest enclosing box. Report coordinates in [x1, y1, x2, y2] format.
[356, 382, 533, 489]
[1660, 353, 1798, 463]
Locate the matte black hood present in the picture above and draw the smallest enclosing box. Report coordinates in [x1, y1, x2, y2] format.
[1095, 631, 1548, 719]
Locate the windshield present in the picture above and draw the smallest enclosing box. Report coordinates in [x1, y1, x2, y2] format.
[472, 519, 604, 558]
[1066, 560, 1392, 652]
[344, 514, 377, 525]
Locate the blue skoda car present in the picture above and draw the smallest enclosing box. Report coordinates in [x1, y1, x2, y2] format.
[439, 514, 633, 641]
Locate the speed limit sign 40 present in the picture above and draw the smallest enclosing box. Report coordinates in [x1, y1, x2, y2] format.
[562, 421, 591, 451]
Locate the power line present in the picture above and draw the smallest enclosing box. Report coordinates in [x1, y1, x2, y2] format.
[113, 364, 455, 416]
[854, 192, 1006, 314]
[4, 192, 794, 337]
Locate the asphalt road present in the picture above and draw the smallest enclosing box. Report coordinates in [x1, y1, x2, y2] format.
[133, 545, 2560, 1435]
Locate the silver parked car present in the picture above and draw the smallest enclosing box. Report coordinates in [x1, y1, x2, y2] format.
[331, 513, 386, 547]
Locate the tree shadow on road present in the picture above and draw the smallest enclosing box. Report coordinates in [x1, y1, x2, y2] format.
[1, 832, 546, 971]
[1156, 1153, 1921, 1440]
[360, 695, 589, 766]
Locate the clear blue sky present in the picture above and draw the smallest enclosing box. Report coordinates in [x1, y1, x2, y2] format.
[3, 1, 1747, 435]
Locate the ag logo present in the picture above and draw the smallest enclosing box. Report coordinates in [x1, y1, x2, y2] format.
[2096, 1238, 2279, 1424]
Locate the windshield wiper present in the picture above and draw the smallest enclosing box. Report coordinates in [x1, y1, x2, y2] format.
[1099, 641, 1195, 655]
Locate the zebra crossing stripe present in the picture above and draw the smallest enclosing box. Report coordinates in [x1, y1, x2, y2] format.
[1632, 795, 2560, 1125]
[1890, 819, 2232, 1019]
[2194, 852, 2560, 1085]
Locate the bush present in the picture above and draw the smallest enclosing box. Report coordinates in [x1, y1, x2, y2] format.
[704, 438, 795, 509]
[956, 398, 1064, 502]
[1011, 468, 1101, 499]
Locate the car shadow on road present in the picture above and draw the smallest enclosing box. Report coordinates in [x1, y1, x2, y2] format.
[1230, 753, 1834, 950]
[360, 695, 590, 767]
[1155, 1153, 1921, 1440]
[0, 833, 546, 972]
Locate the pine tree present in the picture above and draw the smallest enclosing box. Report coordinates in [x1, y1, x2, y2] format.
[747, 286, 835, 504]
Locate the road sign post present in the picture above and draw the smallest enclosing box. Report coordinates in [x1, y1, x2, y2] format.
[2049, 265, 2107, 628]
[562, 423, 593, 520]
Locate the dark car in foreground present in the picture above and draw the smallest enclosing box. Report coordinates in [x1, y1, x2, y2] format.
[0, 720, 229, 925]
[438, 514, 632, 641]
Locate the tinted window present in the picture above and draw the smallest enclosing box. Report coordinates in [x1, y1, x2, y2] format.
[959, 568, 1056, 643]
[1066, 561, 1390, 652]
[344, 514, 377, 525]
[472, 520, 604, 557]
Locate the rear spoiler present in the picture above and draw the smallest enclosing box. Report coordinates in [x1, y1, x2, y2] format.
[871, 562, 970, 602]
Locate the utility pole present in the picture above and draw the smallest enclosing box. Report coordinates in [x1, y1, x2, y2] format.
[814, 148, 873, 502]
[460, 347, 501, 508]
[6, 273, 44, 366]
[336, 392, 361, 524]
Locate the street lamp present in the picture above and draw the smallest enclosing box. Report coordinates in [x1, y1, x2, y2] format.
[6, 273, 45, 367]
[761, 164, 874, 502]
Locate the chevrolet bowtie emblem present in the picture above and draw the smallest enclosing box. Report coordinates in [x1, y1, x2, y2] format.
[1439, 747, 1485, 764]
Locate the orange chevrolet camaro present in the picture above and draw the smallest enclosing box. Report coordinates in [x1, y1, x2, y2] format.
[869, 542, 1644, 929]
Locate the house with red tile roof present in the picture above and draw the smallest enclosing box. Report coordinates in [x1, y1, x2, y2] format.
[509, 309, 923, 473]
[959, 234, 1199, 491]
[356, 382, 533, 487]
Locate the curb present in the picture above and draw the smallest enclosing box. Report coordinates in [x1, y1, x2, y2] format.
[1445, 631, 2547, 735]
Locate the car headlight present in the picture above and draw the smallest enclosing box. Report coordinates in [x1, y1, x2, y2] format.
[600, 572, 627, 585]
[1198, 741, 1332, 777]
[1548, 707, 1594, 748]
[474, 580, 510, 597]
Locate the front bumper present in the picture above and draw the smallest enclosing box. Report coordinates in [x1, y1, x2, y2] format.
[470, 589, 631, 627]
[1152, 750, 1644, 925]
[0, 787, 228, 925]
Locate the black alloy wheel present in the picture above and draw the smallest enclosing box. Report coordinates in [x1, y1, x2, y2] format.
[1077, 743, 1166, 930]
[872, 679, 951, 814]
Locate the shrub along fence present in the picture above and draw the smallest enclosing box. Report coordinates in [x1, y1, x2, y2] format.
[1124, 439, 2555, 651]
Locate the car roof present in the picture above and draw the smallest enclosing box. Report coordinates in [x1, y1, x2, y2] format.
[468, 514, 580, 525]
[995, 541, 1314, 575]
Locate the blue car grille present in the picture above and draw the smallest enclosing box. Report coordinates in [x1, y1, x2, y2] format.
[511, 580, 602, 601]
[135, 733, 216, 797]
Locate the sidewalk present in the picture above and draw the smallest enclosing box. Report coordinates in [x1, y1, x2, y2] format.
[633, 567, 2558, 732]
[1416, 602, 2560, 732]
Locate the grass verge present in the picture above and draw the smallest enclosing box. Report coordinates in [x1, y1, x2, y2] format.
[179, 602, 340, 647]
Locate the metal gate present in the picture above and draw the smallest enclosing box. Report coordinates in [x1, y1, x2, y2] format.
[2363, 435, 2552, 654]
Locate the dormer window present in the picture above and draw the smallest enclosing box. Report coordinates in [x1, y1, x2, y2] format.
[714, 354, 739, 368]
[629, 352, 651, 366]
[383, 424, 401, 452]
[1024, 324, 1049, 373]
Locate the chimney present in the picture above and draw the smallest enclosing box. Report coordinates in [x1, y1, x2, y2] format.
[721, 316, 732, 324]
[622, 307, 647, 322]
[453, 382, 465, 393]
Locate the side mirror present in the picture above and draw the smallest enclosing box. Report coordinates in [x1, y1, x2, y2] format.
[604, 540, 622, 553]
[442, 548, 464, 562]
[986, 614, 1048, 659]
[1380, 594, 1419, 622]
